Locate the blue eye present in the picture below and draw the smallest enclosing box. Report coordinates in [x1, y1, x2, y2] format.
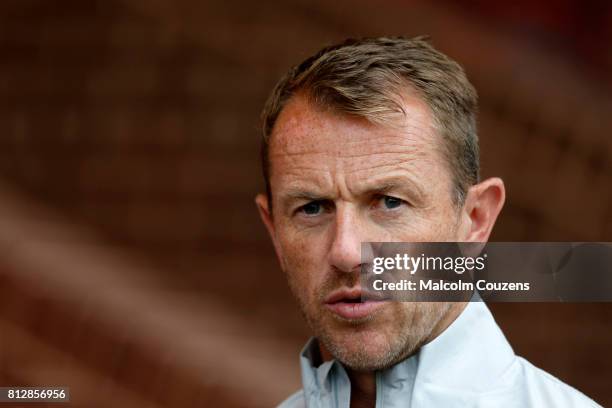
[382, 196, 403, 209]
[301, 201, 323, 215]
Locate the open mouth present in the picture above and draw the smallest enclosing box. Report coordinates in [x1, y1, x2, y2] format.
[324, 288, 388, 320]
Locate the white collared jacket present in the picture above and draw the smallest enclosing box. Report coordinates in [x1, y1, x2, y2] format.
[279, 301, 600, 407]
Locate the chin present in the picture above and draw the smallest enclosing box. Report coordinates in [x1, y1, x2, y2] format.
[320, 323, 406, 371]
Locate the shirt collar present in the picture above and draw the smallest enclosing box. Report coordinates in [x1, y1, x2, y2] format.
[412, 300, 515, 391]
[299, 301, 516, 401]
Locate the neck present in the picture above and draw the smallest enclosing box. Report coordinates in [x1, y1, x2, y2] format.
[319, 344, 377, 407]
[347, 369, 376, 408]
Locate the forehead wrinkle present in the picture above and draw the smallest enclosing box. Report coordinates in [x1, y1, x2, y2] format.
[275, 166, 334, 193]
[271, 137, 440, 202]
[271, 129, 434, 167]
[335, 144, 436, 179]
[342, 158, 426, 176]
[271, 126, 434, 158]
[268, 92, 450, 203]
[270, 95, 437, 156]
[345, 160, 428, 194]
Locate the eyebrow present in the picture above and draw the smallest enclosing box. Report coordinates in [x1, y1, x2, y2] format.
[369, 181, 401, 195]
[282, 190, 327, 202]
[276, 189, 327, 216]
[359, 176, 426, 203]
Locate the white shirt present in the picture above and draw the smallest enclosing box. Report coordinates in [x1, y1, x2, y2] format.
[279, 301, 600, 407]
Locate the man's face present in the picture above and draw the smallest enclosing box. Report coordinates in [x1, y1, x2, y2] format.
[262, 92, 464, 370]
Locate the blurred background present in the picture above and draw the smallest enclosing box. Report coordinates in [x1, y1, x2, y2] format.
[0, 0, 610, 406]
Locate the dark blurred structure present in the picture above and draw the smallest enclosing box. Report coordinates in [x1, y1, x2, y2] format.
[0, 0, 610, 406]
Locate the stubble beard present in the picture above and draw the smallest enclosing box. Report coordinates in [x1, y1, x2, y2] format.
[287, 270, 454, 371]
[314, 301, 452, 371]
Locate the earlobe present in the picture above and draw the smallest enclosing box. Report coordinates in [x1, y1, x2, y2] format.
[463, 177, 506, 242]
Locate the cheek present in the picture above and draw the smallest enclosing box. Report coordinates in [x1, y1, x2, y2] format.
[277, 227, 329, 293]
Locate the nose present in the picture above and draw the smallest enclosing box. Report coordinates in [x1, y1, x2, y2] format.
[328, 205, 366, 274]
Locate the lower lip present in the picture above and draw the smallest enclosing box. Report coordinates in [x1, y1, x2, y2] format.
[325, 300, 387, 320]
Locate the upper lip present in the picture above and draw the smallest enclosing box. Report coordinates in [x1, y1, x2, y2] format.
[324, 287, 387, 304]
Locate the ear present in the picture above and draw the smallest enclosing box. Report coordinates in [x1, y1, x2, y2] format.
[459, 177, 505, 242]
[255, 193, 285, 268]
[255, 193, 275, 237]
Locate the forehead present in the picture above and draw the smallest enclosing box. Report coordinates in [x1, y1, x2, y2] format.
[268, 93, 444, 175]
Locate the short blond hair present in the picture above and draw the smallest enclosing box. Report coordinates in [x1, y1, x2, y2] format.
[261, 36, 479, 206]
